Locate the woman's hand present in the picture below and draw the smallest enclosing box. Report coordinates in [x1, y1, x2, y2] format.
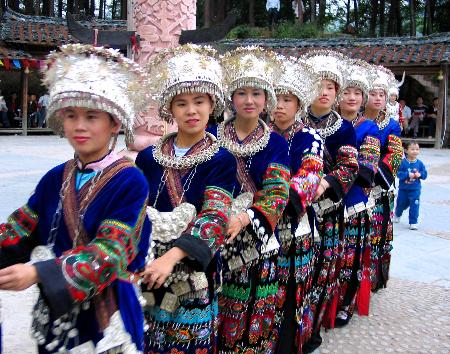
[227, 212, 250, 243]
[0, 264, 38, 291]
[141, 247, 187, 290]
[314, 178, 330, 201]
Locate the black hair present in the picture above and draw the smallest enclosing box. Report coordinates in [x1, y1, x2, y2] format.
[405, 140, 420, 150]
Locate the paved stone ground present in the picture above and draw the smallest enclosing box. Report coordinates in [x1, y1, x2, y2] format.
[0, 136, 450, 353]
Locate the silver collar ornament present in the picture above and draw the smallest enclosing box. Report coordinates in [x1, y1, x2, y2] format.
[217, 117, 271, 157]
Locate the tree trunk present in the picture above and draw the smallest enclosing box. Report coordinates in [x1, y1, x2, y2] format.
[98, 0, 103, 18]
[42, 0, 49, 15]
[216, 0, 226, 22]
[346, 0, 350, 29]
[318, 0, 326, 29]
[409, 0, 416, 36]
[120, 0, 126, 19]
[369, 0, 377, 36]
[24, 0, 34, 14]
[204, 0, 211, 28]
[310, 0, 316, 23]
[58, 0, 63, 16]
[379, 0, 385, 36]
[112, 0, 117, 19]
[396, 0, 402, 35]
[249, 0, 255, 27]
[34, 0, 40, 15]
[90, 0, 95, 16]
[425, 0, 432, 34]
[296, 0, 304, 24]
[353, 0, 358, 31]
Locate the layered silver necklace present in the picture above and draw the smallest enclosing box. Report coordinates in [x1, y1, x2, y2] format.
[217, 117, 271, 157]
[304, 110, 343, 138]
[376, 112, 390, 130]
[153, 132, 219, 170]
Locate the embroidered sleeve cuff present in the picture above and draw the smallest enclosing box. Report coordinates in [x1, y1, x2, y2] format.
[375, 161, 394, 189]
[324, 175, 344, 202]
[284, 187, 304, 218]
[174, 233, 212, 272]
[0, 236, 37, 269]
[355, 165, 375, 188]
[34, 259, 74, 318]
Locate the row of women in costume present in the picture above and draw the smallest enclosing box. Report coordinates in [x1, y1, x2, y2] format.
[0, 43, 402, 354]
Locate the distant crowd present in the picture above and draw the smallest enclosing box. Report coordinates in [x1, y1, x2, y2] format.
[0, 91, 49, 129]
[399, 96, 439, 139]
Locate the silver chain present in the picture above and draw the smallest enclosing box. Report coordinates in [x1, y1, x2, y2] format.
[46, 164, 75, 248]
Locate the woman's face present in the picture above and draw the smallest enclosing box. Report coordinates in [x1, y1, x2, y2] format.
[311, 79, 337, 111]
[62, 107, 119, 163]
[367, 89, 386, 111]
[272, 93, 299, 126]
[232, 87, 266, 121]
[340, 87, 364, 116]
[170, 92, 213, 136]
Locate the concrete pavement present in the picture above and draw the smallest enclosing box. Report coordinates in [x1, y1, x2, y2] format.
[0, 136, 449, 353]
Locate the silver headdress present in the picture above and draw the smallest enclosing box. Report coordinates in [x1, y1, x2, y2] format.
[42, 44, 151, 144]
[221, 46, 282, 112]
[299, 49, 347, 95]
[387, 71, 405, 98]
[344, 59, 372, 100]
[146, 44, 225, 123]
[274, 55, 319, 116]
[369, 65, 393, 94]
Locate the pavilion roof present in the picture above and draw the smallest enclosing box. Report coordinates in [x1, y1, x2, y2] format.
[0, 9, 126, 47]
[219, 32, 450, 66]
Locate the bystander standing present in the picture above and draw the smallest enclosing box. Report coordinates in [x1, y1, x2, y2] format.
[410, 96, 428, 138]
[399, 99, 411, 134]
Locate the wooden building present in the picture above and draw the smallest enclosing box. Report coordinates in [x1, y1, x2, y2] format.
[219, 32, 450, 148]
[0, 8, 126, 134]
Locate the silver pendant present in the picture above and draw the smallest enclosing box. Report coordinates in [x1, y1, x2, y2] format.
[191, 272, 208, 291]
[30, 245, 55, 263]
[171, 280, 191, 297]
[160, 292, 179, 313]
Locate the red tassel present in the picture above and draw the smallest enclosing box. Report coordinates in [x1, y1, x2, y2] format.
[357, 269, 371, 316]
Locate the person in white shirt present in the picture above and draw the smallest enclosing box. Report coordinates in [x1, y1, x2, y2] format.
[399, 99, 411, 133]
[37, 93, 49, 128]
[266, 0, 280, 30]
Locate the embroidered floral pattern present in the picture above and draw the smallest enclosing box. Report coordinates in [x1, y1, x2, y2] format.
[190, 186, 233, 255]
[326, 145, 359, 196]
[252, 163, 290, 233]
[382, 134, 403, 175]
[0, 204, 38, 247]
[61, 213, 146, 302]
[358, 136, 380, 175]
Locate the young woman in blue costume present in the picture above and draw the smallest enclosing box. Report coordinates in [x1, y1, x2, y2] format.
[269, 56, 324, 354]
[136, 44, 236, 354]
[334, 60, 381, 327]
[299, 50, 359, 353]
[363, 66, 403, 292]
[0, 44, 151, 353]
[211, 46, 290, 353]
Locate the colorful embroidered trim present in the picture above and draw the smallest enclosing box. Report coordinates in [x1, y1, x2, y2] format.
[327, 145, 359, 195]
[190, 186, 232, 254]
[358, 136, 380, 174]
[0, 204, 38, 247]
[61, 217, 143, 302]
[252, 163, 290, 232]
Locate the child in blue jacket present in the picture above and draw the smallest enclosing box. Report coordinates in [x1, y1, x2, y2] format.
[394, 141, 427, 229]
